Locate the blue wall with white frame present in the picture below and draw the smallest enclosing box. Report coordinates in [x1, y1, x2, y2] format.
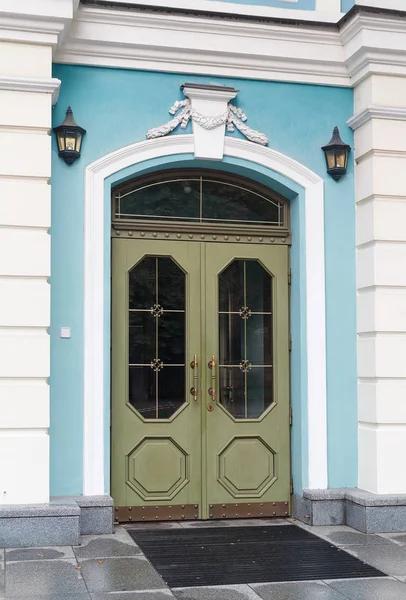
[50, 64, 357, 497]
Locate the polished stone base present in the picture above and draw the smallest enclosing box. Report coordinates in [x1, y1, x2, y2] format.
[294, 489, 406, 533]
[76, 495, 114, 535]
[0, 495, 113, 547]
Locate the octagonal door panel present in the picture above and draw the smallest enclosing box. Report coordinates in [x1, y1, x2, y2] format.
[204, 243, 290, 516]
[111, 239, 202, 509]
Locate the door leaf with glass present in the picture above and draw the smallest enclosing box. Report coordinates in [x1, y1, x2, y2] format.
[111, 239, 202, 521]
[204, 243, 290, 519]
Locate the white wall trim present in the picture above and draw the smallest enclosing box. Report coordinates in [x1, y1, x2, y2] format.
[348, 105, 406, 131]
[51, 4, 406, 90]
[83, 134, 327, 496]
[55, 5, 349, 88]
[0, 76, 61, 105]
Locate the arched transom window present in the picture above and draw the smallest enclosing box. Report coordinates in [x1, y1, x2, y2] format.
[112, 170, 290, 242]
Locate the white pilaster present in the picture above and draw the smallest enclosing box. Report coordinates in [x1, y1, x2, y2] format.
[0, 5, 72, 505]
[349, 68, 406, 492]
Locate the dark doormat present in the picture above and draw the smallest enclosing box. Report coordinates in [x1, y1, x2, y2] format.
[128, 524, 385, 588]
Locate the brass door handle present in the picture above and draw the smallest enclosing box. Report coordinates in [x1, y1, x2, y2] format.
[190, 354, 198, 401]
[208, 354, 216, 409]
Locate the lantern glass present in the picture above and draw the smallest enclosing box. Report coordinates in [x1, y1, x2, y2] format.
[57, 132, 65, 152]
[75, 135, 82, 153]
[325, 150, 336, 170]
[65, 132, 76, 151]
[336, 151, 346, 168]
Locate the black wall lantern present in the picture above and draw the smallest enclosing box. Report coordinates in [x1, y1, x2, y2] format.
[53, 107, 86, 165]
[322, 126, 351, 181]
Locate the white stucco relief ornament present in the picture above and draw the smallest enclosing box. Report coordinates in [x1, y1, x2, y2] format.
[146, 83, 268, 160]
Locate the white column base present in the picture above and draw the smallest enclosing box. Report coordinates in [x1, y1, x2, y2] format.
[0, 431, 49, 505]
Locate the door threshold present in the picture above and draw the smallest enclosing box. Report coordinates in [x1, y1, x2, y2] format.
[122, 517, 292, 530]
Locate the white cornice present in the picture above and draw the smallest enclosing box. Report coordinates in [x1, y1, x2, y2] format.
[0, 76, 61, 105]
[55, 5, 349, 87]
[340, 12, 406, 85]
[46, 3, 406, 90]
[348, 105, 406, 130]
[0, 0, 78, 48]
[0, 15, 66, 45]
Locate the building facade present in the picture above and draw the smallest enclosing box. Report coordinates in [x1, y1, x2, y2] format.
[1, 0, 406, 546]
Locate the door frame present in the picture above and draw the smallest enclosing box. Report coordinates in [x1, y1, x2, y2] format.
[82, 135, 327, 497]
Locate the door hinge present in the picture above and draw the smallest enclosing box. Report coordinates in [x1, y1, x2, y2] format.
[289, 334, 292, 352]
[289, 406, 292, 426]
[288, 268, 291, 285]
[290, 477, 294, 495]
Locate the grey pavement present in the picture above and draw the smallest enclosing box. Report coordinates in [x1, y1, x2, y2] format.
[0, 521, 406, 599]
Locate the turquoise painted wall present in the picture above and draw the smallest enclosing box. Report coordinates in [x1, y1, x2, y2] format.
[207, 0, 315, 9]
[50, 64, 357, 496]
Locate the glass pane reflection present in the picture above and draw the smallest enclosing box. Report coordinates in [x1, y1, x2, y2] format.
[218, 259, 274, 419]
[218, 367, 273, 419]
[202, 180, 282, 225]
[113, 174, 285, 228]
[117, 179, 200, 222]
[128, 256, 186, 419]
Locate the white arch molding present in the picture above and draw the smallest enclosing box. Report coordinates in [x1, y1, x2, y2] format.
[83, 134, 327, 496]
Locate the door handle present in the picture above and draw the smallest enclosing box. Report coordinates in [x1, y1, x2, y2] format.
[190, 354, 198, 402]
[208, 354, 216, 410]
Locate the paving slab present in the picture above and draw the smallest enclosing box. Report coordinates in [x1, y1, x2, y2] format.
[79, 556, 166, 593]
[292, 522, 390, 545]
[341, 544, 406, 577]
[325, 577, 406, 599]
[74, 537, 141, 559]
[5, 559, 87, 597]
[378, 533, 406, 546]
[90, 591, 175, 599]
[5, 595, 90, 600]
[250, 581, 347, 600]
[79, 525, 138, 545]
[312, 529, 395, 547]
[6, 547, 75, 562]
[173, 584, 261, 599]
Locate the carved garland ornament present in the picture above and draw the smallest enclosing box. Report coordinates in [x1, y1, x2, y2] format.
[146, 99, 268, 146]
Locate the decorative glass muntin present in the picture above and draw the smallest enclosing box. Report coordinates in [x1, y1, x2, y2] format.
[112, 170, 288, 229]
[218, 259, 273, 419]
[128, 256, 186, 419]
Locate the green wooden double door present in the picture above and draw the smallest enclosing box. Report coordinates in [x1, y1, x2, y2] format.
[112, 238, 290, 521]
